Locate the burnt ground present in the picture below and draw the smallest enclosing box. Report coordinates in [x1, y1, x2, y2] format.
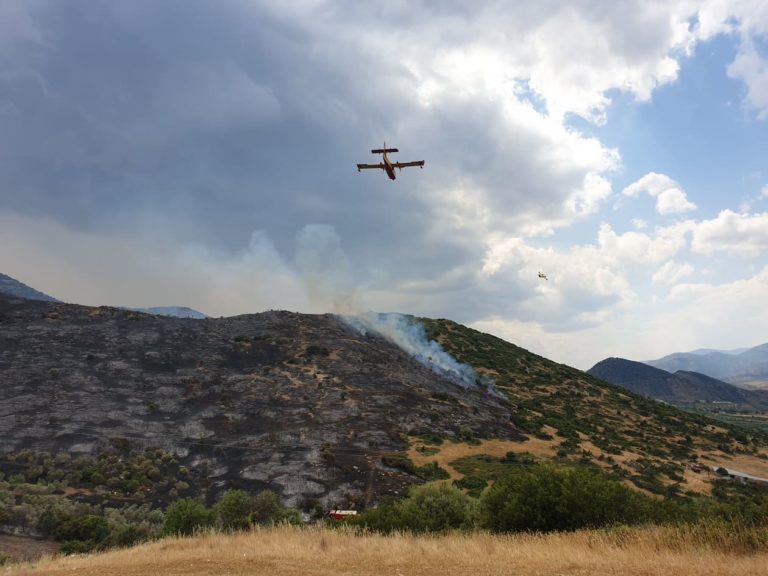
[0, 534, 59, 563]
[0, 295, 521, 508]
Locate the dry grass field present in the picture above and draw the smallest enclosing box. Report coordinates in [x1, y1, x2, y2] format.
[6, 524, 768, 576]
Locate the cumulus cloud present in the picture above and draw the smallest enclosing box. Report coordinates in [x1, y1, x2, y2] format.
[622, 172, 697, 215]
[474, 266, 768, 369]
[727, 41, 768, 119]
[652, 260, 694, 284]
[691, 0, 768, 119]
[691, 209, 768, 256]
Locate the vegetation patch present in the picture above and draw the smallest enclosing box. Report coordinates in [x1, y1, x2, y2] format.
[417, 317, 768, 495]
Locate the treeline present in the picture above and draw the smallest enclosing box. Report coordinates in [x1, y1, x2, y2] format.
[23, 489, 296, 554]
[3, 462, 768, 556]
[350, 464, 768, 535]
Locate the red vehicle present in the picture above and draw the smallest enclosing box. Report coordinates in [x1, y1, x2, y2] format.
[328, 509, 358, 521]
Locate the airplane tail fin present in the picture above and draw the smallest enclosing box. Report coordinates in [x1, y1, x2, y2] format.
[371, 148, 399, 154]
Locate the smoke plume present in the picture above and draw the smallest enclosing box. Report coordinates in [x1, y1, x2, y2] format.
[341, 311, 500, 396]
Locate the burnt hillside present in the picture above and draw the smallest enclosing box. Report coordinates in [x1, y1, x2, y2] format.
[0, 295, 519, 508]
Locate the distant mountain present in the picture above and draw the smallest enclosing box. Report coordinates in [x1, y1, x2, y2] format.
[125, 306, 207, 319]
[688, 347, 748, 356]
[587, 357, 768, 408]
[1, 272, 206, 318]
[646, 343, 768, 388]
[0, 273, 59, 302]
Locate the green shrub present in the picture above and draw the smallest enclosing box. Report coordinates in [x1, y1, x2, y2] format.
[216, 489, 254, 530]
[480, 464, 650, 532]
[251, 490, 290, 525]
[381, 453, 416, 475]
[163, 499, 214, 536]
[416, 461, 450, 481]
[103, 524, 148, 549]
[353, 483, 476, 534]
[453, 475, 488, 497]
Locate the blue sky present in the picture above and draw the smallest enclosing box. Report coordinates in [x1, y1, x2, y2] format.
[1, 1, 767, 369]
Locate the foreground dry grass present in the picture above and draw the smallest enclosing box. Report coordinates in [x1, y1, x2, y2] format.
[6, 525, 768, 576]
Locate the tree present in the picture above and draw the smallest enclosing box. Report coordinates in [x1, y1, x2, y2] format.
[251, 490, 286, 525]
[480, 464, 649, 533]
[216, 489, 254, 531]
[163, 499, 214, 536]
[352, 483, 476, 534]
[400, 483, 477, 533]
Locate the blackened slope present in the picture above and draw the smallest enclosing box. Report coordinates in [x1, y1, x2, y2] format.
[0, 295, 519, 508]
[0, 272, 59, 302]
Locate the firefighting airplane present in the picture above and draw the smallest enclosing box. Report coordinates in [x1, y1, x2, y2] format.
[356, 143, 425, 180]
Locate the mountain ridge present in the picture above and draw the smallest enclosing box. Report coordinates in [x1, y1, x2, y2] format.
[0, 273, 59, 302]
[646, 343, 768, 388]
[587, 357, 768, 407]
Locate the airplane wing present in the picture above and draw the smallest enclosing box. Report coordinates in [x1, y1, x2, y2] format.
[357, 163, 385, 171]
[393, 160, 425, 169]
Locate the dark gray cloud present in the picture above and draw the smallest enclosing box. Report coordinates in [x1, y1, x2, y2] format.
[7, 0, 764, 370]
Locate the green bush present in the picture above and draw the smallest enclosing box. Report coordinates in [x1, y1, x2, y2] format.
[416, 462, 450, 481]
[50, 515, 111, 553]
[251, 490, 292, 525]
[480, 464, 650, 532]
[163, 499, 215, 536]
[382, 453, 416, 475]
[453, 475, 488, 497]
[103, 524, 148, 549]
[216, 489, 254, 530]
[353, 483, 476, 534]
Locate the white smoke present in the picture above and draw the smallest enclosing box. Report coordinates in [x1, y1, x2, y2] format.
[341, 311, 501, 397]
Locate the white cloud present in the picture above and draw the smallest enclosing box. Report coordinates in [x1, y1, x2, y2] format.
[691, 209, 768, 256]
[474, 265, 768, 369]
[652, 260, 694, 284]
[622, 172, 697, 215]
[596, 222, 692, 265]
[693, 0, 768, 119]
[631, 218, 648, 230]
[762, 185, 768, 198]
[727, 41, 768, 119]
